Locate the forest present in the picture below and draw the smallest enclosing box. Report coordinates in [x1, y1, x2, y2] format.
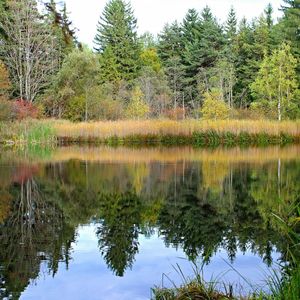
[0, 0, 299, 125]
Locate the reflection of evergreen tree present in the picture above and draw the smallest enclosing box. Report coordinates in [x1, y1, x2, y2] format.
[157, 164, 287, 265]
[96, 191, 142, 277]
[0, 178, 75, 299]
[157, 166, 227, 261]
[227, 167, 284, 265]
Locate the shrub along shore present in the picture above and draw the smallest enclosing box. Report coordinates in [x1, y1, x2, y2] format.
[0, 119, 300, 147]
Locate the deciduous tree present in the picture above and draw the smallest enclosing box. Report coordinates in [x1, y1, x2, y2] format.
[0, 0, 59, 102]
[251, 43, 299, 120]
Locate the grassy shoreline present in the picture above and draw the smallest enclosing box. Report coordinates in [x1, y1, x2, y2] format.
[0, 119, 300, 146]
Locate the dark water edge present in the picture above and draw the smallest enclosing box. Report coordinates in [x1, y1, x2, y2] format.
[0, 145, 299, 299]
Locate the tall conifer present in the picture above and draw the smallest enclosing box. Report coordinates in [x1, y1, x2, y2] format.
[94, 0, 141, 83]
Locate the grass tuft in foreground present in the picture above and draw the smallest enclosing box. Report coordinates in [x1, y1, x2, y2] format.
[151, 263, 234, 300]
[152, 205, 300, 300]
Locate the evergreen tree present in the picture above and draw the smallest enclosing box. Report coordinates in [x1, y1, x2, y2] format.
[265, 3, 274, 29]
[158, 21, 183, 65]
[181, 9, 201, 104]
[195, 7, 225, 106]
[280, 0, 300, 80]
[61, 3, 77, 49]
[158, 22, 185, 108]
[0, 0, 8, 44]
[197, 6, 225, 69]
[233, 17, 271, 107]
[99, 46, 121, 83]
[44, 1, 77, 60]
[94, 0, 141, 83]
[225, 6, 237, 40]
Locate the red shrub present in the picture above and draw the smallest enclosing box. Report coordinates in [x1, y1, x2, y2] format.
[12, 99, 42, 120]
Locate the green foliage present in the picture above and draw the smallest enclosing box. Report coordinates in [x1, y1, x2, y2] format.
[64, 95, 85, 122]
[281, 0, 300, 62]
[158, 22, 185, 108]
[126, 86, 149, 119]
[0, 98, 13, 121]
[44, 1, 77, 60]
[46, 48, 100, 120]
[99, 46, 121, 84]
[225, 6, 237, 40]
[200, 90, 230, 120]
[87, 85, 124, 120]
[0, 59, 11, 96]
[94, 0, 141, 83]
[140, 48, 162, 73]
[251, 43, 299, 120]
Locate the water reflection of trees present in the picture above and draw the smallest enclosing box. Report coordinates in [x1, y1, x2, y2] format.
[96, 192, 142, 276]
[0, 177, 74, 299]
[0, 157, 299, 296]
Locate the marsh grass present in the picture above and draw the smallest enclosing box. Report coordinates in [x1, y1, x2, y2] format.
[53, 120, 300, 146]
[1, 119, 299, 146]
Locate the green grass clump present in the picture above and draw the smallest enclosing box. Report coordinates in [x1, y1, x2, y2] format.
[0, 120, 57, 145]
[152, 263, 234, 300]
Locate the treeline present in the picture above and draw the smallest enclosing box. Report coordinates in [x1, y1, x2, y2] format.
[0, 0, 299, 122]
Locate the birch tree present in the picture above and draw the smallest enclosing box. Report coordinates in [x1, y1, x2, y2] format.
[0, 0, 58, 102]
[251, 43, 299, 120]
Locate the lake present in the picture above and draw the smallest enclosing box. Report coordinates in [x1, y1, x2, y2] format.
[0, 145, 299, 299]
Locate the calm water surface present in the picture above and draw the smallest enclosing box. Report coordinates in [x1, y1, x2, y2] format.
[0, 145, 299, 300]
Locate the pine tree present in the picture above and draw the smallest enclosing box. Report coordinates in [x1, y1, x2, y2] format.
[233, 16, 271, 107]
[197, 7, 225, 69]
[280, 0, 300, 80]
[181, 9, 201, 104]
[99, 46, 121, 83]
[94, 0, 141, 83]
[265, 3, 274, 29]
[225, 6, 237, 40]
[158, 22, 185, 108]
[61, 3, 77, 46]
[44, 1, 77, 60]
[158, 21, 183, 65]
[0, 0, 8, 42]
[224, 6, 238, 77]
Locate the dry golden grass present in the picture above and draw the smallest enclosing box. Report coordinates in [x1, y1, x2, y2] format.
[52, 119, 300, 139]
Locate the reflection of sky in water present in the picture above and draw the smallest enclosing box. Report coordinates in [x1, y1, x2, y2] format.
[21, 224, 281, 300]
